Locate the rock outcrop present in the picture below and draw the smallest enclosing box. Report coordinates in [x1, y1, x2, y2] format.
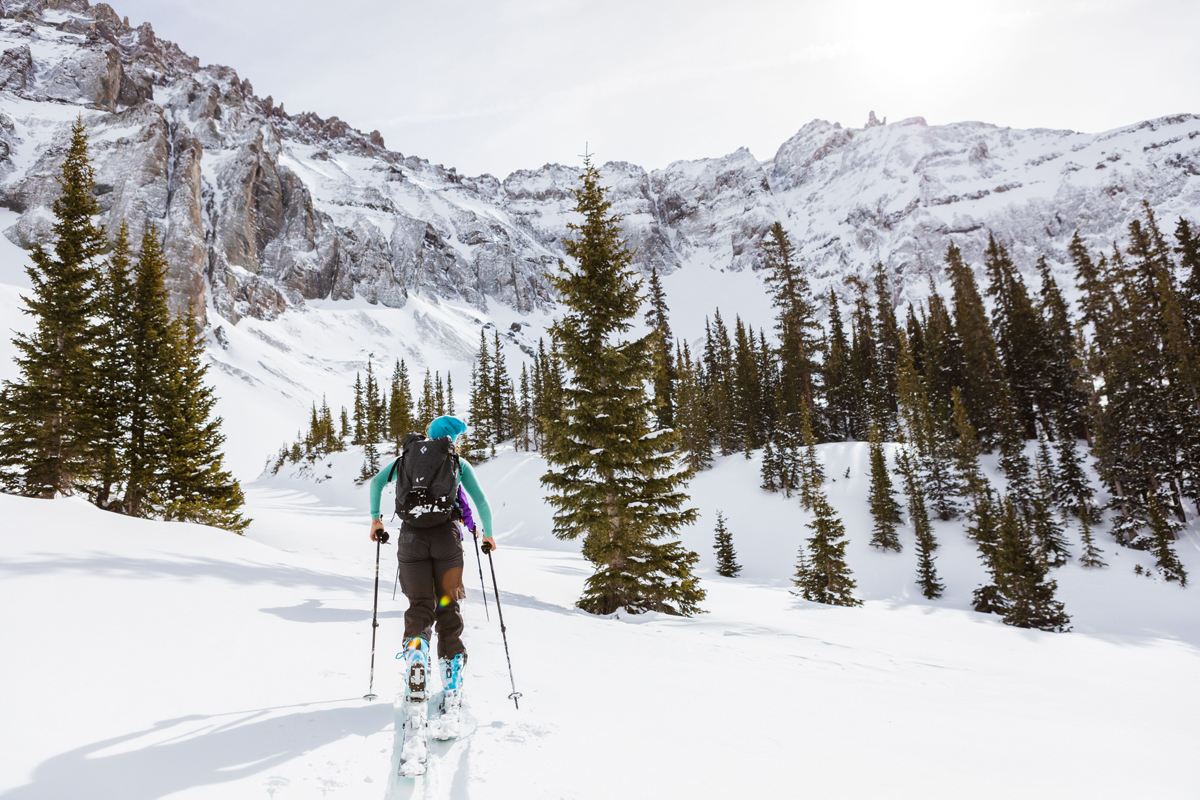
[0, 0, 1198, 328]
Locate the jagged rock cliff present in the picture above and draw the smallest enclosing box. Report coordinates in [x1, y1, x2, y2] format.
[0, 0, 1198, 329]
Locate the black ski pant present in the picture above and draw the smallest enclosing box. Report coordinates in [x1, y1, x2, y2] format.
[395, 519, 466, 660]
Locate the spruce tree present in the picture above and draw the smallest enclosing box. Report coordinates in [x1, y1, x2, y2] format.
[1030, 434, 1070, 567]
[90, 223, 136, 508]
[388, 359, 414, 452]
[542, 157, 704, 616]
[1077, 512, 1107, 569]
[797, 399, 824, 511]
[645, 266, 676, 429]
[0, 117, 106, 497]
[992, 496, 1071, 631]
[712, 511, 742, 577]
[896, 437, 943, 599]
[799, 495, 861, 606]
[1147, 494, 1187, 585]
[674, 341, 712, 471]
[124, 225, 175, 517]
[352, 373, 365, 445]
[824, 289, 854, 440]
[945, 242, 1009, 447]
[148, 308, 247, 532]
[761, 222, 822, 427]
[867, 423, 902, 552]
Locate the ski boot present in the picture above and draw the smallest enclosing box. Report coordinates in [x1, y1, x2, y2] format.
[397, 637, 430, 776]
[434, 653, 466, 740]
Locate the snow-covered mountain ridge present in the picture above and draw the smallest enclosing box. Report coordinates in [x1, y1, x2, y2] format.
[0, 0, 1198, 329]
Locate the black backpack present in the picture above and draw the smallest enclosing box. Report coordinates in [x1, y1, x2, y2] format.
[389, 433, 462, 528]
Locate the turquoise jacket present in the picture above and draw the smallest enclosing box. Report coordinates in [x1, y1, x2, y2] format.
[368, 416, 493, 538]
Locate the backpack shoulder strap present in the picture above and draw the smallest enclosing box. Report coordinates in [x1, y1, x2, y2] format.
[386, 457, 401, 483]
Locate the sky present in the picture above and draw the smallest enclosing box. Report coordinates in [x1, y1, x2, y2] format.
[112, 0, 1200, 178]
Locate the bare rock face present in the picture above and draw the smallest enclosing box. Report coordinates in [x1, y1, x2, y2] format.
[0, 44, 32, 90]
[0, 0, 1198, 332]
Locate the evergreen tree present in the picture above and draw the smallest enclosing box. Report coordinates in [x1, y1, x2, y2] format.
[542, 157, 704, 616]
[1148, 494, 1187, 585]
[872, 263, 901, 435]
[388, 359, 414, 451]
[470, 330, 495, 448]
[0, 117, 106, 497]
[124, 225, 175, 517]
[491, 329, 512, 443]
[985, 235, 1047, 438]
[867, 423, 903, 552]
[761, 222, 822, 429]
[339, 406, 350, 440]
[435, 371, 446, 419]
[518, 363, 532, 451]
[352, 373, 365, 445]
[1030, 433, 1070, 567]
[148, 308, 247, 532]
[417, 369, 436, 434]
[896, 437, 943, 599]
[674, 341, 712, 471]
[363, 360, 383, 444]
[1077, 511, 1107, 569]
[90, 223, 136, 508]
[823, 289, 855, 441]
[712, 511, 742, 577]
[645, 266, 676, 429]
[992, 496, 1071, 631]
[797, 399, 824, 511]
[732, 316, 764, 451]
[703, 311, 737, 455]
[798, 495, 861, 607]
[446, 372, 455, 417]
[945, 242, 1009, 447]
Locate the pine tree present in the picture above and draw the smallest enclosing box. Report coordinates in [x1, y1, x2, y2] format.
[446, 372, 455, 417]
[945, 242, 1009, 447]
[872, 263, 901, 435]
[712, 511, 742, 577]
[992, 496, 1071, 631]
[339, 406, 350, 440]
[417, 369, 436, 434]
[124, 225, 175, 517]
[491, 329, 511, 443]
[824, 289, 855, 441]
[363, 360, 383, 444]
[645, 266, 676, 429]
[985, 235, 1048, 438]
[896, 437, 943, 599]
[1148, 494, 1187, 585]
[470, 330, 495, 448]
[797, 399, 824, 511]
[518, 363, 532, 451]
[90, 223, 136, 508]
[147, 308, 247, 532]
[761, 221, 822, 428]
[542, 156, 704, 616]
[1030, 434, 1070, 567]
[352, 373, 365, 445]
[674, 341, 712, 471]
[388, 359, 414, 452]
[800, 495, 861, 606]
[732, 316, 764, 451]
[435, 371, 446, 419]
[867, 423, 902, 552]
[1077, 511, 1107, 569]
[0, 117, 106, 497]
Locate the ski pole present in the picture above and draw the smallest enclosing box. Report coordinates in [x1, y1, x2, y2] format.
[364, 530, 390, 701]
[471, 526, 490, 621]
[392, 563, 400, 601]
[482, 541, 521, 709]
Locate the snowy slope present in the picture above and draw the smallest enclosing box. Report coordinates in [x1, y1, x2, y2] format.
[3, 445, 1199, 800]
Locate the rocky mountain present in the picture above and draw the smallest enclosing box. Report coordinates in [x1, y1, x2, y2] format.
[0, 0, 1198, 329]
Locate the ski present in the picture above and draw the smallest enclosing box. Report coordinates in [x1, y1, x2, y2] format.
[397, 649, 429, 778]
[432, 654, 465, 741]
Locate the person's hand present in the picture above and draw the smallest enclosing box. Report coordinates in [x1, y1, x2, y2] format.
[481, 535, 496, 553]
[370, 519, 388, 543]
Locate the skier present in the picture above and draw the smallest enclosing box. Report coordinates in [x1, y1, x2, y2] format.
[368, 415, 493, 769]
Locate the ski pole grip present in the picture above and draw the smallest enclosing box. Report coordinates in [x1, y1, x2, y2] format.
[481, 541, 492, 554]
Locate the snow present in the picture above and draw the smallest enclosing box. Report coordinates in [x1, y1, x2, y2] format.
[3, 438, 1200, 798]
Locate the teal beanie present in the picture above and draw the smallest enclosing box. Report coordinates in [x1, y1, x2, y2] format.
[427, 415, 467, 441]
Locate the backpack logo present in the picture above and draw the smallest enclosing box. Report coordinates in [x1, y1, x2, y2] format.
[420, 446, 428, 454]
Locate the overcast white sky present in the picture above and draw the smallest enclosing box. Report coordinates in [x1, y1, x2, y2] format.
[113, 0, 1199, 178]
